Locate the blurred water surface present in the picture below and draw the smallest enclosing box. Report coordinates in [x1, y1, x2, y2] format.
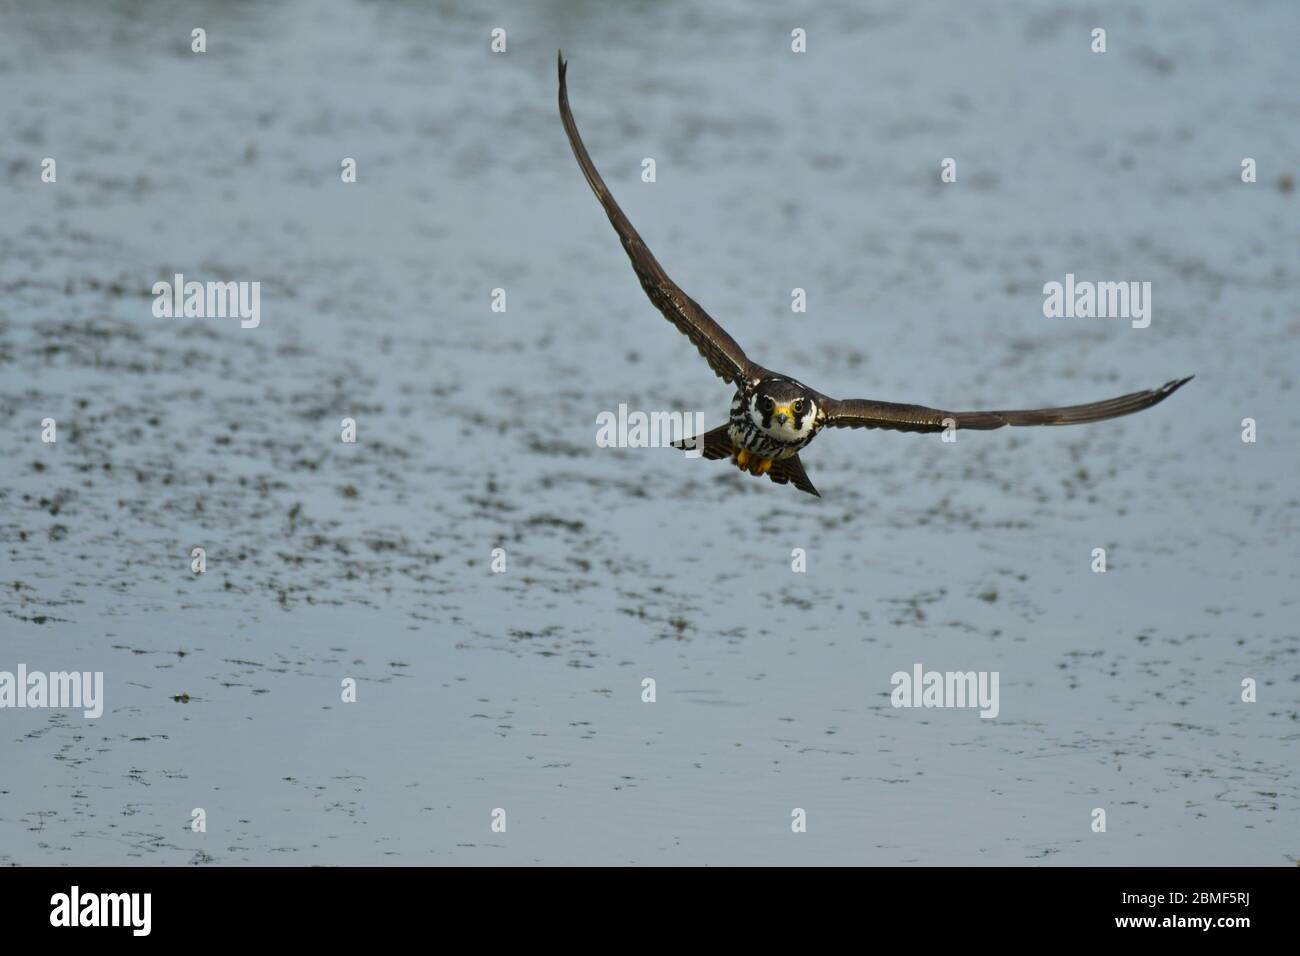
[0, 0, 1296, 864]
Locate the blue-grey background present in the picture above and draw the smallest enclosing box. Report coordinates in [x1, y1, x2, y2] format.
[0, 0, 1296, 865]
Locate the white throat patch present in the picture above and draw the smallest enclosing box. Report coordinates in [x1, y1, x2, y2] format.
[751, 395, 815, 441]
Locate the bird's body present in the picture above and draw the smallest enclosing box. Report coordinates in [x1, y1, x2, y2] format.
[557, 53, 1191, 499]
[728, 379, 819, 461]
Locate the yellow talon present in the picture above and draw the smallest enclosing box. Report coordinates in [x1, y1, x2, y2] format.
[733, 449, 773, 477]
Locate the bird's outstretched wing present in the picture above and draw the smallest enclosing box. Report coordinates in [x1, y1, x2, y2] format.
[558, 52, 757, 386]
[820, 376, 1193, 433]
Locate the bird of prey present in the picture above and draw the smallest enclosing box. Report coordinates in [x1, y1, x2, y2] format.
[557, 53, 1191, 498]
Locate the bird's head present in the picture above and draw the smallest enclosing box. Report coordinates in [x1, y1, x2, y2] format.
[750, 379, 817, 441]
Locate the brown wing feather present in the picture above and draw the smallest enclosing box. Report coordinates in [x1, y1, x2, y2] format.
[671, 424, 734, 460]
[822, 376, 1193, 433]
[558, 53, 755, 386]
[767, 455, 820, 497]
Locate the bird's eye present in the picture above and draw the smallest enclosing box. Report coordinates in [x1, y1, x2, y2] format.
[793, 400, 804, 413]
[762, 397, 773, 410]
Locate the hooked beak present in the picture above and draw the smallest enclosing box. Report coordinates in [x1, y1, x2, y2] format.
[773, 405, 792, 425]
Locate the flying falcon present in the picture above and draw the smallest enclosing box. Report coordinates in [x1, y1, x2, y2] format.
[557, 53, 1191, 498]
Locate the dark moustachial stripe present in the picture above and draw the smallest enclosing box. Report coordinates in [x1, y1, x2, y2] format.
[729, 383, 817, 459]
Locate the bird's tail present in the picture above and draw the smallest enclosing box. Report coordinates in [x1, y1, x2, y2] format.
[672, 426, 821, 497]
